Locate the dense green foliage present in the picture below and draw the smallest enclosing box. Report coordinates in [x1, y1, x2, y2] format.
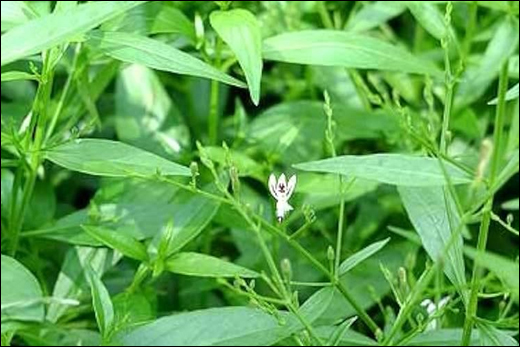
[1, 1, 519, 346]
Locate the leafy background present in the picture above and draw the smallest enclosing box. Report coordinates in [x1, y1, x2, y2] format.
[1, 1, 519, 346]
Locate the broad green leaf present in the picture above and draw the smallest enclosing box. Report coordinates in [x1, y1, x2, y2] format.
[398, 186, 467, 301]
[0, 1, 33, 32]
[1, 71, 38, 82]
[1, 1, 146, 66]
[86, 267, 115, 339]
[488, 83, 519, 105]
[116, 64, 190, 159]
[1, 255, 44, 323]
[35, 180, 220, 250]
[117, 307, 299, 346]
[339, 238, 391, 275]
[165, 252, 259, 278]
[25, 179, 56, 230]
[316, 326, 378, 346]
[211, 9, 263, 105]
[502, 198, 519, 210]
[102, 2, 195, 40]
[295, 154, 472, 186]
[87, 31, 246, 88]
[45, 139, 190, 178]
[249, 101, 399, 164]
[113, 291, 155, 327]
[83, 226, 148, 262]
[457, 20, 519, 107]
[477, 321, 518, 346]
[299, 286, 335, 323]
[464, 248, 519, 301]
[346, 2, 406, 33]
[407, 2, 456, 41]
[263, 30, 442, 76]
[47, 247, 114, 323]
[406, 329, 480, 346]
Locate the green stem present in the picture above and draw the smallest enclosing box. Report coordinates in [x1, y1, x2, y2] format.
[316, 1, 334, 29]
[383, 263, 438, 345]
[45, 43, 81, 143]
[286, 301, 326, 346]
[440, 47, 454, 154]
[461, 62, 509, 346]
[208, 38, 223, 145]
[334, 181, 346, 276]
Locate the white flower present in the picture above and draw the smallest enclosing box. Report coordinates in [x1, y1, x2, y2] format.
[268, 173, 297, 223]
[420, 297, 450, 331]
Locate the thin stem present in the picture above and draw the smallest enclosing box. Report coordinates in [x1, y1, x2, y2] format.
[490, 212, 519, 236]
[440, 46, 454, 154]
[334, 181, 346, 276]
[461, 62, 509, 346]
[45, 43, 81, 143]
[286, 301, 326, 346]
[316, 1, 334, 29]
[383, 263, 438, 345]
[208, 38, 223, 145]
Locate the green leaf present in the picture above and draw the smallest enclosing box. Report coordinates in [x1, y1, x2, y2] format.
[205, 146, 264, 181]
[398, 186, 467, 301]
[346, 2, 406, 33]
[36, 180, 220, 249]
[317, 326, 378, 346]
[83, 226, 148, 262]
[313, 241, 418, 325]
[87, 31, 246, 88]
[476, 321, 519, 346]
[1, 255, 44, 323]
[1, 71, 38, 82]
[464, 248, 519, 302]
[502, 198, 519, 211]
[211, 9, 263, 105]
[45, 139, 190, 178]
[406, 328, 480, 346]
[165, 252, 259, 278]
[1, 1, 146, 66]
[1, 1, 33, 32]
[117, 307, 299, 346]
[47, 247, 113, 323]
[296, 174, 379, 212]
[299, 286, 335, 323]
[85, 267, 115, 339]
[488, 83, 519, 105]
[294, 154, 472, 186]
[407, 2, 457, 41]
[263, 30, 442, 76]
[457, 20, 519, 107]
[115, 64, 190, 159]
[250, 101, 399, 164]
[339, 238, 391, 275]
[102, 2, 195, 40]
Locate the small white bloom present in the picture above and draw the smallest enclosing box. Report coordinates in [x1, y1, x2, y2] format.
[268, 173, 297, 223]
[420, 297, 450, 331]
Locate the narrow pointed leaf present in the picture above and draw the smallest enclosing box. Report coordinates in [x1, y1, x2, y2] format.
[263, 30, 442, 76]
[83, 226, 148, 262]
[339, 238, 391, 275]
[294, 154, 472, 186]
[45, 139, 190, 178]
[165, 252, 259, 278]
[87, 31, 246, 88]
[211, 9, 263, 105]
[1, 1, 146, 66]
